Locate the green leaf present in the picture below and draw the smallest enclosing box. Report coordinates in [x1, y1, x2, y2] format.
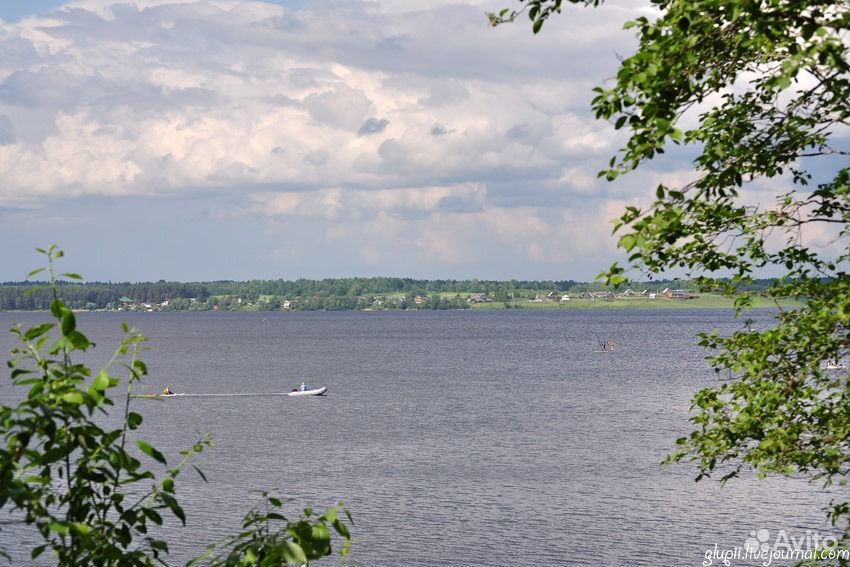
[70, 522, 91, 536]
[50, 298, 63, 318]
[31, 545, 47, 560]
[161, 493, 186, 524]
[91, 370, 110, 392]
[60, 309, 76, 335]
[532, 18, 543, 34]
[127, 412, 143, 429]
[133, 360, 148, 375]
[67, 331, 90, 350]
[24, 323, 54, 341]
[26, 268, 45, 279]
[191, 464, 207, 482]
[312, 522, 330, 544]
[144, 508, 164, 526]
[282, 541, 307, 565]
[62, 391, 84, 405]
[48, 522, 69, 535]
[137, 440, 167, 464]
[332, 518, 351, 539]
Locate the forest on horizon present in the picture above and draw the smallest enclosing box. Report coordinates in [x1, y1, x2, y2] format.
[0, 277, 781, 312]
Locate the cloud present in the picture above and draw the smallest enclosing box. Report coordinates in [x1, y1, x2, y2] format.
[0, 0, 648, 202]
[358, 117, 389, 136]
[557, 166, 598, 194]
[429, 123, 451, 136]
[250, 182, 487, 219]
[304, 84, 374, 131]
[0, 115, 14, 144]
[0, 0, 686, 279]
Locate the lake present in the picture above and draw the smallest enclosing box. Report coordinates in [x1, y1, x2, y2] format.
[0, 309, 835, 566]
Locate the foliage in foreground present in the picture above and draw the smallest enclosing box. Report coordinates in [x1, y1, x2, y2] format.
[0, 245, 351, 566]
[493, 0, 850, 558]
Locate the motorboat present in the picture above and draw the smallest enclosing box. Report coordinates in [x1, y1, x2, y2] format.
[130, 392, 186, 399]
[287, 387, 327, 397]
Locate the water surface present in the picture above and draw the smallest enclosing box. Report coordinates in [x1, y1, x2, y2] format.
[0, 309, 834, 566]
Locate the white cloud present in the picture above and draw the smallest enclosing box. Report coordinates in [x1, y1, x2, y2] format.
[0, 0, 648, 204]
[250, 182, 488, 219]
[0, 0, 678, 280]
[557, 166, 598, 193]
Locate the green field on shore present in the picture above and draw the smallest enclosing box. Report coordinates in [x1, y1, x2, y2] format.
[464, 293, 804, 310]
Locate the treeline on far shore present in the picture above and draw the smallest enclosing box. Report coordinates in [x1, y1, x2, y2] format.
[0, 277, 779, 312]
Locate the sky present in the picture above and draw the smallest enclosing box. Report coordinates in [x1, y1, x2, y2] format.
[0, 0, 690, 282]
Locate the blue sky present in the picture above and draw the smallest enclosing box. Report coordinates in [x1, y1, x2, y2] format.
[2, 0, 830, 283]
[0, 1, 67, 22]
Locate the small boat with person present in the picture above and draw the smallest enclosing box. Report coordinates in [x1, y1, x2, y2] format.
[287, 382, 328, 397]
[159, 386, 185, 397]
[130, 386, 185, 399]
[826, 360, 848, 371]
[131, 392, 185, 399]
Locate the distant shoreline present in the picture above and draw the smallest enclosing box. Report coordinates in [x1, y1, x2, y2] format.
[466, 294, 802, 310]
[0, 277, 789, 313]
[0, 293, 803, 314]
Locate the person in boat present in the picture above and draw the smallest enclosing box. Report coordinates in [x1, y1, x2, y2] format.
[299, 382, 308, 392]
[162, 386, 174, 395]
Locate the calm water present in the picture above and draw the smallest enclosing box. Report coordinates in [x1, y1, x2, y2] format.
[0, 309, 836, 566]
